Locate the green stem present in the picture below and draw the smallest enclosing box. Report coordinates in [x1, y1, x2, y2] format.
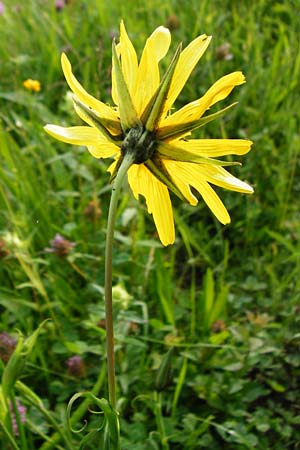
[0, 421, 20, 450]
[153, 391, 169, 450]
[105, 153, 134, 409]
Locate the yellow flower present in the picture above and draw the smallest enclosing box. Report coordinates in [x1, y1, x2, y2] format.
[45, 22, 253, 246]
[23, 78, 41, 92]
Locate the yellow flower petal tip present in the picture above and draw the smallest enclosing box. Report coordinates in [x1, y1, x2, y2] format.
[45, 23, 253, 246]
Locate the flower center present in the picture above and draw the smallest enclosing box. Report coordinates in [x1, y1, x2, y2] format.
[121, 126, 157, 164]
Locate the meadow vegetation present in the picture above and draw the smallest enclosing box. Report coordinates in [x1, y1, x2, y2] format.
[0, 0, 300, 448]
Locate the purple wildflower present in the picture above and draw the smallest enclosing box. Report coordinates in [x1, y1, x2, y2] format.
[45, 233, 76, 257]
[0, 2, 4, 16]
[66, 355, 86, 378]
[55, 0, 65, 11]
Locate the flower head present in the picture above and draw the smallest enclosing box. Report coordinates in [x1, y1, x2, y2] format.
[45, 233, 75, 256]
[55, 0, 66, 11]
[45, 22, 253, 246]
[66, 355, 86, 377]
[23, 78, 41, 92]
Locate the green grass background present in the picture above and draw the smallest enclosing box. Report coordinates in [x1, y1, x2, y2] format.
[0, 0, 300, 448]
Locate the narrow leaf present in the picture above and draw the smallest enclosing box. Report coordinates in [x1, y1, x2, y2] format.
[204, 268, 214, 322]
[155, 347, 174, 391]
[208, 284, 229, 326]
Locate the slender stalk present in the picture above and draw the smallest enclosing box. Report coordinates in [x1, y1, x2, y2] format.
[153, 391, 169, 450]
[104, 153, 134, 409]
[0, 421, 20, 450]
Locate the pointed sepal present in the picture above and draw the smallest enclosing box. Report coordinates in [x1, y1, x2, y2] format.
[112, 41, 141, 132]
[141, 44, 182, 131]
[73, 96, 122, 143]
[145, 157, 187, 202]
[158, 142, 242, 167]
[158, 103, 237, 141]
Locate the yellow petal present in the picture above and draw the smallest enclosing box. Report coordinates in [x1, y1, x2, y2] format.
[44, 124, 101, 145]
[127, 164, 175, 245]
[133, 26, 171, 115]
[163, 160, 231, 224]
[204, 72, 246, 107]
[44, 124, 119, 157]
[164, 139, 253, 157]
[86, 145, 119, 159]
[148, 26, 171, 61]
[111, 22, 139, 106]
[195, 179, 231, 224]
[61, 53, 119, 123]
[200, 165, 254, 193]
[161, 34, 212, 119]
[120, 21, 138, 98]
[161, 72, 245, 127]
[158, 159, 198, 206]
[107, 157, 119, 175]
[110, 42, 120, 107]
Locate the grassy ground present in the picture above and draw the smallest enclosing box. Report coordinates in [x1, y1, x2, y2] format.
[0, 0, 300, 448]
